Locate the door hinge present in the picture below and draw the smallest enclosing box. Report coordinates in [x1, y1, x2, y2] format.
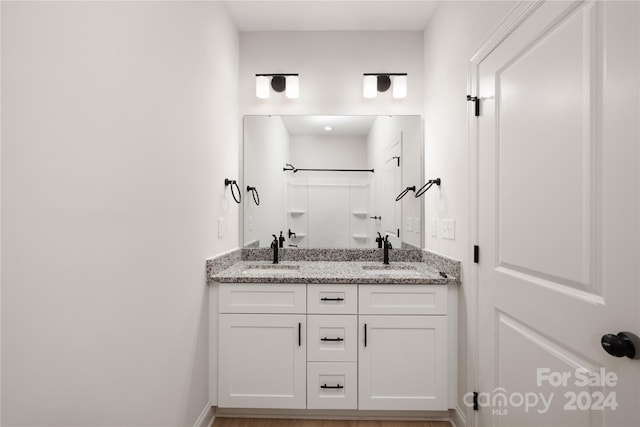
[473, 391, 479, 410]
[467, 95, 480, 117]
[473, 245, 479, 263]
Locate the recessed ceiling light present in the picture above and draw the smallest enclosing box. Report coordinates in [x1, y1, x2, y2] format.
[324, 126, 333, 131]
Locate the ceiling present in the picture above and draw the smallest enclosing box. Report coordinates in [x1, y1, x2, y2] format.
[281, 115, 377, 137]
[224, 1, 440, 32]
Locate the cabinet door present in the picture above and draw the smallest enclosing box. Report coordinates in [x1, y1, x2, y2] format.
[359, 315, 447, 410]
[219, 314, 306, 409]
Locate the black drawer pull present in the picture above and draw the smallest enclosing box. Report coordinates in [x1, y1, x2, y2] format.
[320, 337, 344, 342]
[320, 384, 344, 389]
[320, 297, 344, 302]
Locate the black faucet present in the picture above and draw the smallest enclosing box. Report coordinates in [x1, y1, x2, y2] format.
[288, 228, 297, 239]
[270, 234, 279, 264]
[383, 235, 393, 265]
[279, 231, 285, 248]
[375, 232, 383, 248]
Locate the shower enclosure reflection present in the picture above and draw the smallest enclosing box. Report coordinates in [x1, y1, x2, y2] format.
[243, 115, 423, 249]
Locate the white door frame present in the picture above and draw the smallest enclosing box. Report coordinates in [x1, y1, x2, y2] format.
[467, 2, 548, 424]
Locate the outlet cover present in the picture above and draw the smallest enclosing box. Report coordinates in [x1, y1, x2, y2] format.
[442, 219, 455, 240]
[414, 217, 421, 233]
[430, 219, 437, 237]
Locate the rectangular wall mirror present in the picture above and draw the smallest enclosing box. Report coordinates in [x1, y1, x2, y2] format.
[242, 115, 423, 249]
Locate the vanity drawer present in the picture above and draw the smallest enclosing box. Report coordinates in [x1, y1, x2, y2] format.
[307, 284, 357, 314]
[218, 283, 306, 314]
[359, 284, 447, 315]
[307, 315, 357, 362]
[307, 362, 357, 410]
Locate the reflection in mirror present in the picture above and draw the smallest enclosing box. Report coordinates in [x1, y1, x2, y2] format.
[243, 116, 423, 249]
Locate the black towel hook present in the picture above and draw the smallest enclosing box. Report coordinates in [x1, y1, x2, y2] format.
[395, 185, 416, 201]
[246, 186, 260, 206]
[415, 178, 441, 198]
[224, 178, 241, 204]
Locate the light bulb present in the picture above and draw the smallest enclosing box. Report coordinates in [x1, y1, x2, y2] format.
[285, 75, 299, 99]
[363, 75, 377, 99]
[256, 76, 270, 99]
[393, 75, 407, 99]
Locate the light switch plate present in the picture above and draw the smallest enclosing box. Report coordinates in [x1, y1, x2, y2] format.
[405, 217, 413, 231]
[414, 217, 421, 233]
[442, 219, 455, 240]
[218, 218, 224, 238]
[430, 219, 437, 237]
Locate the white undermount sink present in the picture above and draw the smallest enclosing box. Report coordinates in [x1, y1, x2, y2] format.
[361, 265, 420, 276]
[242, 264, 301, 275]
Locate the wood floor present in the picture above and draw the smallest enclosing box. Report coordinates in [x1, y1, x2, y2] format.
[212, 419, 451, 427]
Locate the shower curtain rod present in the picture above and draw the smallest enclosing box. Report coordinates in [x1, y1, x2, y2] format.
[283, 163, 374, 173]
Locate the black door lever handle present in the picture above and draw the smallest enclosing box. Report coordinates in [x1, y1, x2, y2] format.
[601, 332, 639, 359]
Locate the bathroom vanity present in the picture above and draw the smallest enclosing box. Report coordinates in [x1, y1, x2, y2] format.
[208, 251, 459, 417]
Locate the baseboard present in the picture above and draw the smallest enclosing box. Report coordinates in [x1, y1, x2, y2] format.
[449, 405, 467, 427]
[215, 408, 450, 421]
[193, 403, 215, 427]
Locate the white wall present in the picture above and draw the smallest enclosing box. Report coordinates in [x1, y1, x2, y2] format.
[290, 135, 367, 170]
[243, 116, 289, 247]
[1, 2, 239, 426]
[290, 135, 369, 248]
[240, 31, 424, 116]
[423, 0, 517, 422]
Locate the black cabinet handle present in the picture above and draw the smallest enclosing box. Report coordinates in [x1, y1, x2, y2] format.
[320, 384, 344, 389]
[320, 297, 344, 302]
[298, 322, 302, 347]
[364, 324, 367, 347]
[320, 337, 344, 342]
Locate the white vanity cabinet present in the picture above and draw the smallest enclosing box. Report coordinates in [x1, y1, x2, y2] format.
[358, 285, 448, 411]
[218, 284, 306, 409]
[215, 282, 449, 412]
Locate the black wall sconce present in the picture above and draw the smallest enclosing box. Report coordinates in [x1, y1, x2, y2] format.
[363, 73, 407, 99]
[256, 74, 299, 99]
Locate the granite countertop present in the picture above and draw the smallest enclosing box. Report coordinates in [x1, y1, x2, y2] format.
[211, 260, 457, 285]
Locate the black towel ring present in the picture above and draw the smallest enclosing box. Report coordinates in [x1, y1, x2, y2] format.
[415, 178, 441, 198]
[225, 179, 241, 204]
[395, 186, 416, 201]
[247, 186, 260, 206]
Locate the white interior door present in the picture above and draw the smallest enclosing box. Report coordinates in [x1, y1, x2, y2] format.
[472, 1, 640, 426]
